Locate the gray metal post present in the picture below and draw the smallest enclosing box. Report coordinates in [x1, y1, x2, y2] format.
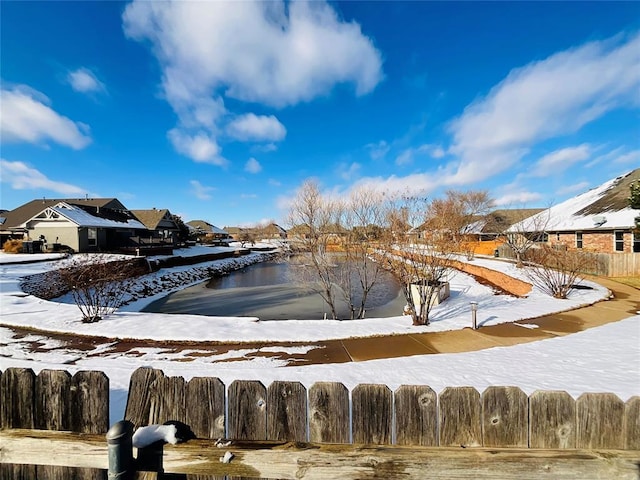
[470, 302, 478, 330]
[107, 420, 134, 479]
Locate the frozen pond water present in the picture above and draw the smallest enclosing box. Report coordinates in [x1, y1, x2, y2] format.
[143, 259, 405, 320]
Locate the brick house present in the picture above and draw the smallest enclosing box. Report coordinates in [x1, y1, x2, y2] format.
[509, 169, 640, 255]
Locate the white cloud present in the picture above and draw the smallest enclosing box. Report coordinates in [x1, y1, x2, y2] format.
[228, 114, 286, 142]
[240, 193, 258, 199]
[395, 149, 414, 166]
[67, 67, 106, 94]
[431, 146, 445, 159]
[252, 143, 278, 153]
[123, 1, 382, 107]
[613, 149, 640, 165]
[245, 157, 262, 174]
[268, 178, 282, 187]
[530, 144, 591, 177]
[557, 181, 591, 195]
[395, 144, 445, 166]
[189, 180, 215, 200]
[122, 1, 382, 163]
[447, 32, 640, 185]
[0, 159, 88, 195]
[351, 172, 440, 199]
[494, 191, 543, 206]
[337, 162, 361, 181]
[0, 85, 91, 149]
[366, 140, 390, 161]
[167, 129, 227, 166]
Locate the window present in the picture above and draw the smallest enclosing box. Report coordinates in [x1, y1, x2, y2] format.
[576, 232, 583, 249]
[614, 231, 624, 252]
[634, 232, 640, 253]
[88, 228, 97, 247]
[556, 233, 560, 242]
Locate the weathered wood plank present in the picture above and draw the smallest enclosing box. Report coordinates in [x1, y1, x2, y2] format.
[185, 377, 226, 480]
[0, 367, 35, 429]
[156, 375, 187, 424]
[227, 381, 267, 480]
[624, 396, 640, 450]
[71, 370, 109, 480]
[394, 385, 437, 446]
[576, 393, 625, 449]
[125, 367, 164, 428]
[227, 380, 267, 440]
[308, 382, 349, 444]
[186, 376, 226, 440]
[71, 370, 109, 434]
[2, 430, 640, 480]
[0, 368, 37, 480]
[35, 369, 72, 431]
[267, 381, 307, 442]
[529, 390, 575, 449]
[35, 369, 74, 480]
[352, 384, 392, 445]
[439, 386, 482, 447]
[482, 386, 528, 447]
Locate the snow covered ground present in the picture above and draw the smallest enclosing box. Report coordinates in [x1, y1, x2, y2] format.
[0, 245, 638, 424]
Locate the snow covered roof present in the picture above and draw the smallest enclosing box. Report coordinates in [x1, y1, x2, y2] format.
[187, 220, 229, 235]
[49, 203, 147, 229]
[211, 225, 228, 235]
[508, 169, 640, 232]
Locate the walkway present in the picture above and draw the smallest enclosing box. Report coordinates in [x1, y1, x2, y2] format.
[282, 278, 638, 365]
[4, 278, 636, 367]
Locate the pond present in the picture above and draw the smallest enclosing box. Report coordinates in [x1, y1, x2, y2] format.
[142, 258, 406, 320]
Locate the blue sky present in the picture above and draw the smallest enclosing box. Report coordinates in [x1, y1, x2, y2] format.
[1, 1, 639, 228]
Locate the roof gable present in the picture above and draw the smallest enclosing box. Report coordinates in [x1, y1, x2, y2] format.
[131, 209, 174, 230]
[1, 197, 127, 230]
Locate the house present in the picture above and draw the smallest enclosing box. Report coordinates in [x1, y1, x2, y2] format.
[255, 223, 287, 240]
[0, 197, 147, 253]
[508, 169, 640, 255]
[464, 209, 545, 241]
[223, 226, 246, 241]
[131, 209, 180, 245]
[187, 220, 231, 245]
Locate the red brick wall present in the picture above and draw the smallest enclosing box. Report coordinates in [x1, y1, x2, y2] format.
[548, 230, 636, 254]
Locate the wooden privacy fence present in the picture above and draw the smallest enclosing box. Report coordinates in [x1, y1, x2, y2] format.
[0, 367, 109, 479]
[1, 366, 640, 479]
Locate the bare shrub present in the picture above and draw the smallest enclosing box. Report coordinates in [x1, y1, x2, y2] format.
[524, 245, 597, 299]
[3, 239, 23, 253]
[52, 254, 146, 322]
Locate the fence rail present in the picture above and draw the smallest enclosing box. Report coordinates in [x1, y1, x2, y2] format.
[1, 367, 639, 479]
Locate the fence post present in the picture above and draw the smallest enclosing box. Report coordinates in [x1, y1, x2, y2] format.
[107, 420, 134, 479]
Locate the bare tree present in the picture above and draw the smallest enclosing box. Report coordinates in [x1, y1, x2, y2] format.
[52, 254, 145, 323]
[429, 190, 493, 260]
[238, 230, 256, 248]
[335, 187, 390, 319]
[524, 245, 597, 299]
[374, 196, 454, 326]
[287, 180, 340, 319]
[502, 208, 552, 267]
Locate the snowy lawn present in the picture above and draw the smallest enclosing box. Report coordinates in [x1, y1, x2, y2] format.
[0, 246, 638, 424]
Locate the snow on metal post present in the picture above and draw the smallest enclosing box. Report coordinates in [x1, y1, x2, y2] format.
[107, 420, 135, 479]
[470, 301, 478, 330]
